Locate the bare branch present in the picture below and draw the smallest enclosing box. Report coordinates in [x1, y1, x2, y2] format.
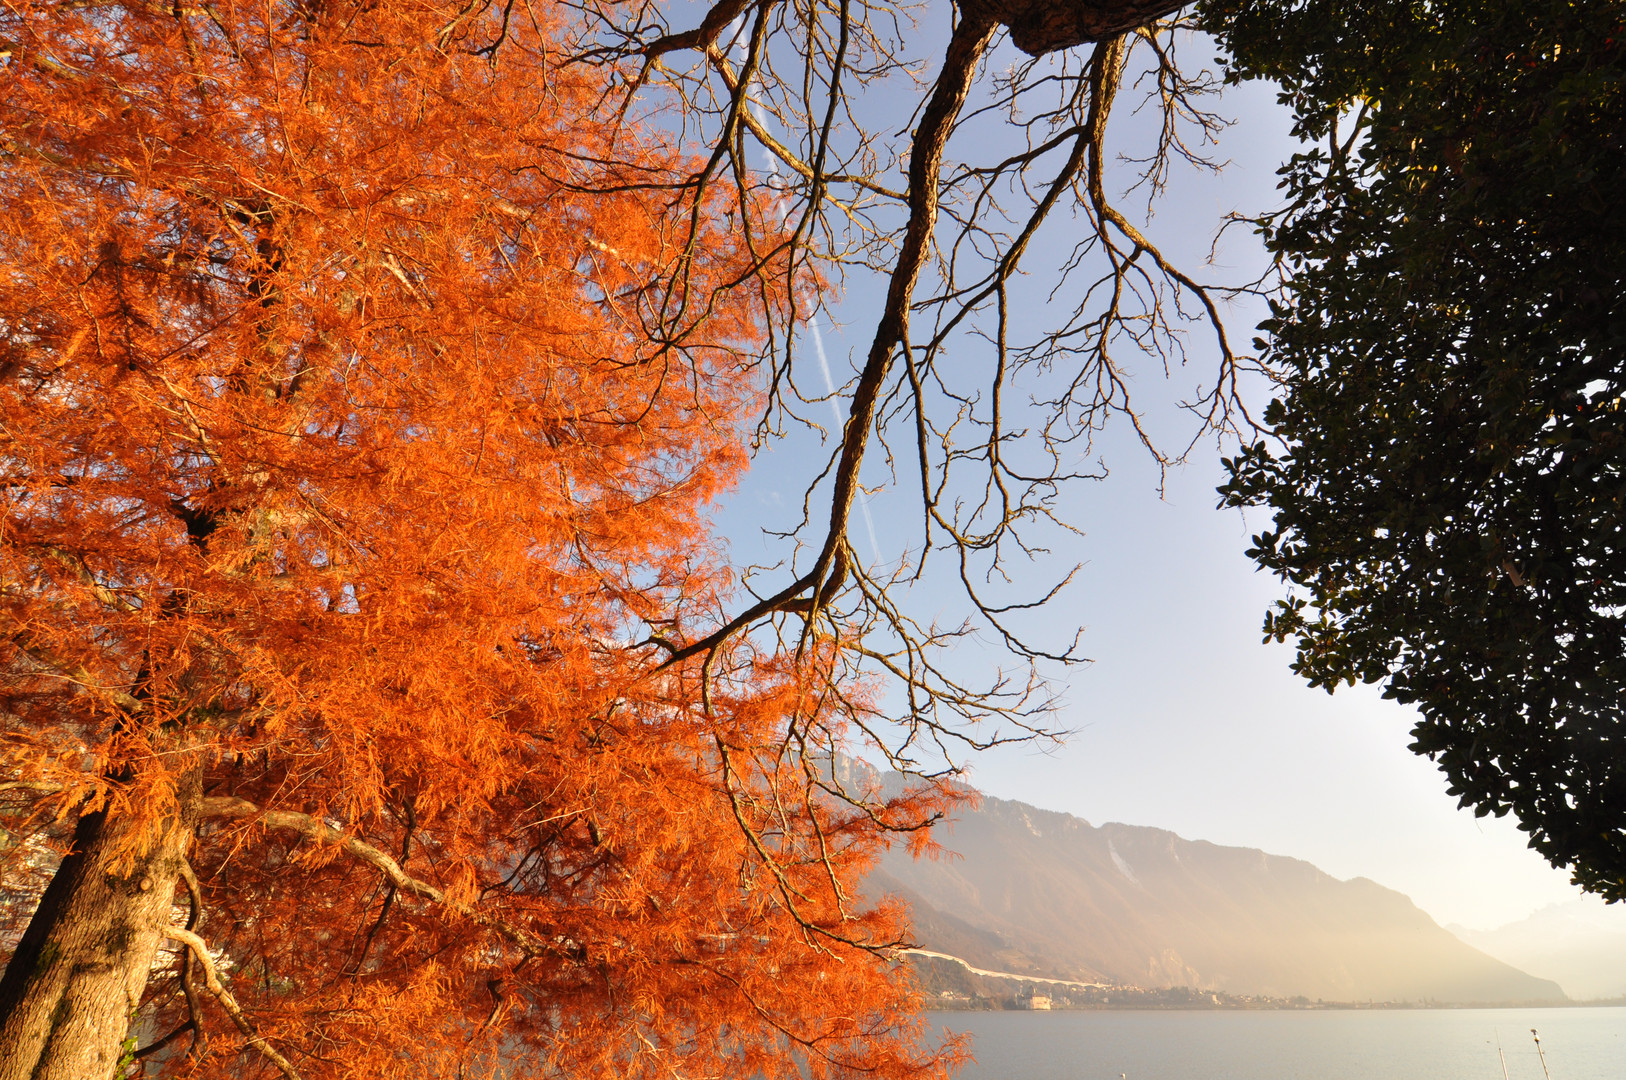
[161, 926, 305, 1080]
[199, 797, 560, 958]
[573, 0, 1241, 781]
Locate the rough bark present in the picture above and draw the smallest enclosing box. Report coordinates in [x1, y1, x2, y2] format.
[962, 0, 1190, 55]
[0, 770, 202, 1080]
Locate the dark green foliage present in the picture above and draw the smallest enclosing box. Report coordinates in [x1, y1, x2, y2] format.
[1205, 0, 1626, 898]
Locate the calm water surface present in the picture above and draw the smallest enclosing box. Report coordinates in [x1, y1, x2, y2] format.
[935, 1007, 1626, 1080]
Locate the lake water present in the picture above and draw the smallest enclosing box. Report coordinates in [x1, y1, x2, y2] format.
[935, 1007, 1626, 1080]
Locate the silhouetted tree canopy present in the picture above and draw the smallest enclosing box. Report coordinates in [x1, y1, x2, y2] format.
[1212, 0, 1626, 899]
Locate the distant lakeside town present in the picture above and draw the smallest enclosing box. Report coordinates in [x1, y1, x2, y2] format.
[906, 953, 1626, 1012]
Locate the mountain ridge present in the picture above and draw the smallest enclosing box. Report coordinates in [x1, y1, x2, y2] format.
[861, 769, 1564, 1004]
[1449, 899, 1626, 1000]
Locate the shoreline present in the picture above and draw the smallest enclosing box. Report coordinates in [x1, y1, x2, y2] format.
[926, 999, 1626, 1014]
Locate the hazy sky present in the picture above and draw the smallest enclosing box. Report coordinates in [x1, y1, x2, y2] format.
[714, 29, 1619, 933]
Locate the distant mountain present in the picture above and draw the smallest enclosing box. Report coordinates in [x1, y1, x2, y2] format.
[863, 771, 1564, 1004]
[1450, 899, 1626, 1000]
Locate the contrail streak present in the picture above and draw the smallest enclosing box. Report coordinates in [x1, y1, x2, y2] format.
[740, 91, 881, 562]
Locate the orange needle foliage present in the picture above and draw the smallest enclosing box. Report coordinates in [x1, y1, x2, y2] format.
[0, 3, 965, 1078]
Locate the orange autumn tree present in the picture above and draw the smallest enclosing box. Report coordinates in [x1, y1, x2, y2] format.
[0, 3, 965, 1078]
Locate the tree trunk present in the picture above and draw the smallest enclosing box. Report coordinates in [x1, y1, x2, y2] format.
[0, 770, 201, 1080]
[961, 0, 1191, 55]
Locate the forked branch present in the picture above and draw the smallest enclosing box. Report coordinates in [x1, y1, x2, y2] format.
[582, 0, 1242, 786]
[200, 797, 559, 958]
[161, 926, 304, 1080]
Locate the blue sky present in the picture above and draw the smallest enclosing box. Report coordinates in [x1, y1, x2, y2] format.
[710, 26, 1611, 932]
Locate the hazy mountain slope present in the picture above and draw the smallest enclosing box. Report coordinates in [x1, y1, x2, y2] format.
[1451, 900, 1626, 1000]
[870, 781, 1564, 1003]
